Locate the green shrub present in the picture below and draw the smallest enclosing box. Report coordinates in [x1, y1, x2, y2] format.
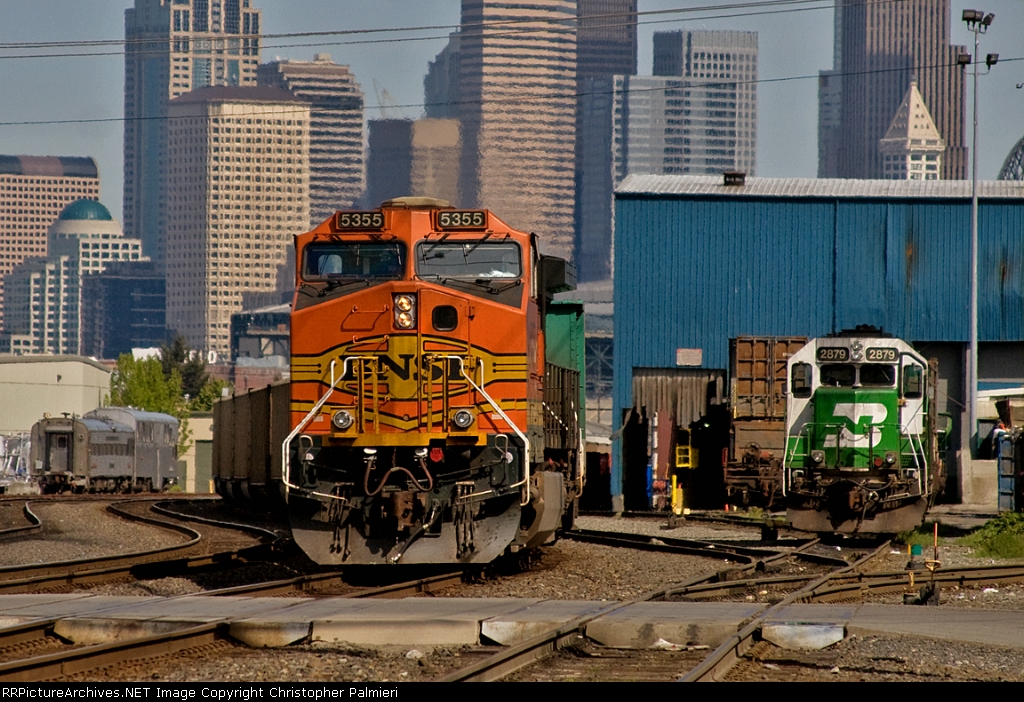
[958, 512, 1024, 559]
[897, 522, 945, 547]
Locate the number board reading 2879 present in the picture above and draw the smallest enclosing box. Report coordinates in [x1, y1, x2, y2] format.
[866, 347, 898, 362]
[335, 211, 384, 230]
[437, 210, 487, 230]
[816, 346, 850, 362]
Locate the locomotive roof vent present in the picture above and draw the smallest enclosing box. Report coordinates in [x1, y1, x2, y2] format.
[827, 324, 891, 338]
[723, 171, 746, 186]
[382, 196, 452, 209]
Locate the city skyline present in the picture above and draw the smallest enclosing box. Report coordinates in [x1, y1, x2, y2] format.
[0, 0, 1022, 223]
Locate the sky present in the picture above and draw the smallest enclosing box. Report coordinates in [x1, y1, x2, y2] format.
[0, 0, 1022, 221]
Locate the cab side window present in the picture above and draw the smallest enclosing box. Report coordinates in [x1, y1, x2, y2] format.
[903, 364, 923, 398]
[791, 363, 812, 398]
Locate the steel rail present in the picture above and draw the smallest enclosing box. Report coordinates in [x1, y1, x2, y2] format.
[438, 538, 825, 682]
[0, 622, 225, 682]
[0, 502, 41, 539]
[200, 570, 466, 598]
[0, 570, 469, 681]
[149, 499, 285, 541]
[564, 528, 787, 563]
[804, 562, 1024, 600]
[0, 499, 281, 593]
[678, 539, 893, 682]
[564, 528, 847, 568]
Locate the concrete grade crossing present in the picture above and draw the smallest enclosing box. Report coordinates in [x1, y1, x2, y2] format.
[0, 594, 1020, 651]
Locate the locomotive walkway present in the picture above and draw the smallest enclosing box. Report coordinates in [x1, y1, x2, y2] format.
[0, 594, 1021, 651]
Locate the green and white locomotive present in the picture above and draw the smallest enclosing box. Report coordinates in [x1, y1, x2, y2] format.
[783, 329, 945, 533]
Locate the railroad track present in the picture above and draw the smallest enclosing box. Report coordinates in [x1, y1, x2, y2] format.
[0, 502, 40, 539]
[563, 528, 848, 567]
[440, 542, 1024, 682]
[0, 499, 281, 594]
[0, 570, 466, 682]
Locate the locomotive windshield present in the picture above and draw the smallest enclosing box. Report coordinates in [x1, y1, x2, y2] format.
[820, 364, 855, 387]
[303, 242, 406, 280]
[860, 364, 896, 386]
[415, 241, 522, 279]
[818, 364, 896, 387]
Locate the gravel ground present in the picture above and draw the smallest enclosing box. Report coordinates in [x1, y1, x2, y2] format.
[63, 641, 475, 683]
[575, 515, 768, 542]
[0, 500, 30, 531]
[0, 501, 192, 567]
[436, 537, 733, 600]
[731, 634, 1024, 682]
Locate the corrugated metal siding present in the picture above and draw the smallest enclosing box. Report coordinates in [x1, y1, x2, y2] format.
[612, 191, 1024, 496]
[617, 174, 1024, 199]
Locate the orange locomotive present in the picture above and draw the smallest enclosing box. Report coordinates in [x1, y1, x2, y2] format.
[285, 198, 583, 564]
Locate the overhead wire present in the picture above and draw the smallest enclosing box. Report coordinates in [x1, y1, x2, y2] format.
[1, 53, 1018, 129]
[0, 0, 840, 53]
[0, 0, 918, 61]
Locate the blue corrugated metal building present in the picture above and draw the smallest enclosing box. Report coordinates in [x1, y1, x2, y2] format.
[611, 175, 1024, 508]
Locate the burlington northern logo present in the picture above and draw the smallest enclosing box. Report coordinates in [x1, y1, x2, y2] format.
[823, 403, 888, 449]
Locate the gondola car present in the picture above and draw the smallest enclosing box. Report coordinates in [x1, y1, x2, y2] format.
[783, 329, 945, 533]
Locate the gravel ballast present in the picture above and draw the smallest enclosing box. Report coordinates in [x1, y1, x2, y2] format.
[0, 501, 192, 566]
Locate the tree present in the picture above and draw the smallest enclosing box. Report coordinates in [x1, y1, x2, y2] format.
[190, 378, 231, 412]
[108, 354, 192, 455]
[158, 334, 232, 411]
[160, 335, 209, 400]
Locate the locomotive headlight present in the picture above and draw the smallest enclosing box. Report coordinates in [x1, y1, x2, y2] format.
[331, 410, 354, 430]
[452, 409, 474, 429]
[810, 450, 825, 465]
[884, 451, 898, 465]
[393, 294, 416, 329]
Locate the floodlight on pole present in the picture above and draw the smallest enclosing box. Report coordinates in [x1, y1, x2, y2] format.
[962, 9, 994, 457]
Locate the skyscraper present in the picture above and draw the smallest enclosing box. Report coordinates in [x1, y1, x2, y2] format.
[573, 0, 637, 281]
[879, 81, 945, 180]
[366, 118, 462, 207]
[457, 0, 578, 259]
[817, 0, 966, 180]
[424, 33, 462, 120]
[576, 0, 637, 80]
[258, 55, 366, 225]
[164, 87, 310, 355]
[0, 155, 100, 330]
[1, 200, 144, 355]
[576, 68, 759, 282]
[81, 261, 168, 360]
[123, 0, 262, 265]
[652, 29, 758, 176]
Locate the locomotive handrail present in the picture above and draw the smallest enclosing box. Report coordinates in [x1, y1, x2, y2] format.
[281, 357, 363, 503]
[785, 420, 928, 495]
[436, 355, 532, 506]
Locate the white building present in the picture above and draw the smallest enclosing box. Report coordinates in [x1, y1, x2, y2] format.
[1, 200, 144, 355]
[879, 81, 945, 180]
[165, 86, 310, 356]
[0, 356, 111, 434]
[0, 156, 100, 330]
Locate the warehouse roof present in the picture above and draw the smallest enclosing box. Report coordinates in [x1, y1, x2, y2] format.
[616, 174, 1024, 199]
